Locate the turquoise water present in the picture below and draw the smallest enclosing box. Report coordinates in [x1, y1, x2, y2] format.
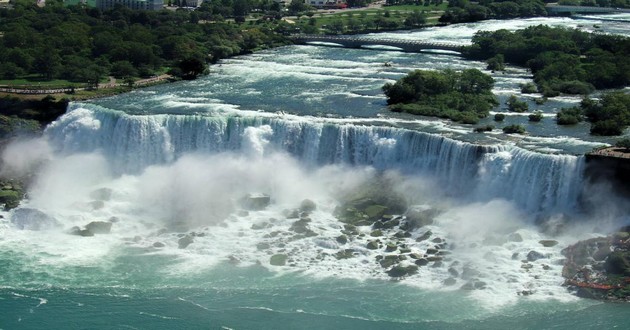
[2, 15, 630, 329]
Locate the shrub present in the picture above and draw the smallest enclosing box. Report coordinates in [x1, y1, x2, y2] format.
[494, 113, 506, 121]
[615, 139, 630, 150]
[503, 124, 526, 134]
[591, 120, 624, 136]
[528, 111, 543, 122]
[520, 82, 538, 94]
[506, 95, 528, 113]
[474, 125, 494, 133]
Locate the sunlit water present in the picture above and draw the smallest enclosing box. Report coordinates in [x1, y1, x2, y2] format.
[1, 15, 629, 329]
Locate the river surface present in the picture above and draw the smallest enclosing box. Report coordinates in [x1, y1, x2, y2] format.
[1, 15, 629, 329]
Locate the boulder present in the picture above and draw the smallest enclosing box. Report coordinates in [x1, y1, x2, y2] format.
[299, 199, 317, 213]
[443, 277, 457, 286]
[284, 209, 300, 219]
[387, 265, 418, 278]
[367, 240, 379, 250]
[539, 240, 559, 247]
[336, 235, 348, 244]
[153, 242, 165, 248]
[379, 255, 402, 268]
[416, 231, 432, 242]
[370, 229, 383, 237]
[290, 218, 312, 234]
[527, 250, 547, 262]
[270, 254, 288, 266]
[415, 258, 429, 266]
[69, 226, 94, 237]
[335, 249, 355, 260]
[0, 190, 21, 210]
[508, 233, 523, 242]
[11, 208, 60, 230]
[85, 221, 112, 234]
[385, 243, 397, 252]
[239, 193, 271, 211]
[178, 235, 194, 249]
[402, 205, 438, 230]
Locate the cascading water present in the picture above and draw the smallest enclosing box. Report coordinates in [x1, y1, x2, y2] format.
[45, 102, 585, 214]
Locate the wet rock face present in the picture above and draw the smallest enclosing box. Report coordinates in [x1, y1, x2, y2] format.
[11, 208, 60, 230]
[562, 231, 630, 301]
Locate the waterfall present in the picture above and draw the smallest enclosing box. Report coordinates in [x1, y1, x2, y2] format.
[44, 102, 585, 213]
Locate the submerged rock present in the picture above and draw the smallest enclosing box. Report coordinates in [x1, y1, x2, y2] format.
[270, 254, 288, 266]
[402, 205, 439, 230]
[11, 208, 60, 230]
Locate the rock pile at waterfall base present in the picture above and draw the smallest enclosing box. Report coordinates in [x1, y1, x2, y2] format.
[562, 229, 630, 301]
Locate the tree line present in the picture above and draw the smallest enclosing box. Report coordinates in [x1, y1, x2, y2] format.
[0, 0, 290, 85]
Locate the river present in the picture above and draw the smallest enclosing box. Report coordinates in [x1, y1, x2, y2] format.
[1, 15, 629, 329]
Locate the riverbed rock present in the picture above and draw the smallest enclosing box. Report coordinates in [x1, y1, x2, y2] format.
[336, 235, 348, 244]
[416, 230, 432, 242]
[153, 242, 165, 248]
[387, 265, 418, 278]
[10, 208, 60, 230]
[401, 205, 439, 230]
[335, 249, 355, 260]
[85, 221, 112, 234]
[178, 235, 194, 249]
[270, 254, 288, 266]
[239, 193, 271, 211]
[299, 199, 317, 213]
[508, 233, 523, 242]
[367, 240, 379, 250]
[527, 251, 547, 262]
[539, 239, 559, 247]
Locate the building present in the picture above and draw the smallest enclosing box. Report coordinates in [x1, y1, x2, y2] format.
[96, 0, 163, 10]
[305, 0, 346, 9]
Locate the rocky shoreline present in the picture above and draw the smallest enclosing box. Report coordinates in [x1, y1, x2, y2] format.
[562, 229, 630, 301]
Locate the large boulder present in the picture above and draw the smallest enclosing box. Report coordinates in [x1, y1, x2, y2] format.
[178, 235, 194, 249]
[239, 193, 271, 211]
[401, 205, 439, 231]
[85, 221, 112, 234]
[270, 254, 288, 266]
[299, 199, 317, 213]
[11, 208, 60, 230]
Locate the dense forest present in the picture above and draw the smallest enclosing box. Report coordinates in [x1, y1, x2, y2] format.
[463, 25, 630, 97]
[382, 69, 498, 124]
[0, 0, 290, 84]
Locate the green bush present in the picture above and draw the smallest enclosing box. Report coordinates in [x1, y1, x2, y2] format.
[591, 120, 625, 136]
[503, 124, 526, 134]
[506, 95, 528, 113]
[473, 125, 494, 133]
[520, 82, 538, 94]
[494, 113, 506, 121]
[528, 111, 543, 122]
[615, 139, 630, 150]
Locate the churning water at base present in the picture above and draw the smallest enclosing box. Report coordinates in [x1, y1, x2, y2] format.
[2, 15, 630, 329]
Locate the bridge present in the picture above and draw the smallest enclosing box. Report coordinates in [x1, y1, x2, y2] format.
[546, 5, 630, 14]
[291, 35, 465, 54]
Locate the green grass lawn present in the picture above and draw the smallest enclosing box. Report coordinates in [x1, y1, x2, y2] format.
[0, 75, 86, 88]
